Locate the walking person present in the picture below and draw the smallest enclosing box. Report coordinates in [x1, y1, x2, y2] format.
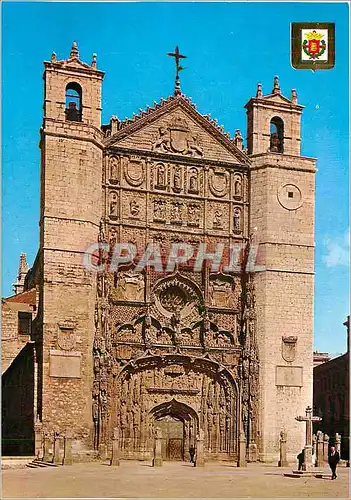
[297, 449, 304, 471]
[189, 445, 195, 464]
[328, 446, 340, 479]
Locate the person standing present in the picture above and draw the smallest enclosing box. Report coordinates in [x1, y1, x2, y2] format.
[328, 446, 340, 479]
[297, 449, 304, 471]
[189, 445, 195, 464]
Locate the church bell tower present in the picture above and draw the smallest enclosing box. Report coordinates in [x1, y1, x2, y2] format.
[39, 42, 104, 448]
[245, 77, 316, 462]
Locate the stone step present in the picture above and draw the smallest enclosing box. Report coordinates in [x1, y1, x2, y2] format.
[26, 460, 59, 468]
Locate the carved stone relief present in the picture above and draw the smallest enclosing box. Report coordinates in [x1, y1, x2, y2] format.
[209, 203, 229, 231]
[188, 167, 199, 194]
[281, 336, 297, 362]
[209, 276, 237, 309]
[109, 191, 119, 219]
[233, 207, 242, 234]
[130, 200, 141, 217]
[233, 174, 243, 199]
[57, 321, 76, 351]
[153, 198, 167, 221]
[155, 163, 167, 190]
[187, 203, 201, 226]
[172, 165, 182, 193]
[169, 201, 184, 224]
[213, 209, 223, 229]
[152, 197, 202, 227]
[113, 356, 237, 458]
[123, 156, 145, 187]
[112, 271, 145, 302]
[152, 116, 203, 157]
[109, 156, 120, 185]
[209, 168, 229, 197]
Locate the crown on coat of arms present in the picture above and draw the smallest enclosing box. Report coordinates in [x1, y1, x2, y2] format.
[170, 116, 189, 132]
[305, 30, 324, 40]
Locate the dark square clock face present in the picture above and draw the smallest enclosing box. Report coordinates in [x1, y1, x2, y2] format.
[291, 22, 335, 70]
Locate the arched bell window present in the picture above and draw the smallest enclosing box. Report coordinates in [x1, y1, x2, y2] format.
[270, 116, 284, 153]
[65, 82, 82, 122]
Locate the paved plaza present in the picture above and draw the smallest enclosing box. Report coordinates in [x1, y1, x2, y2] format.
[2, 461, 349, 498]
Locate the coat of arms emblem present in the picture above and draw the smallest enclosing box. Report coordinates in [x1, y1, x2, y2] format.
[281, 336, 297, 362]
[291, 23, 335, 70]
[152, 116, 203, 157]
[57, 325, 76, 351]
[169, 117, 189, 153]
[302, 30, 326, 60]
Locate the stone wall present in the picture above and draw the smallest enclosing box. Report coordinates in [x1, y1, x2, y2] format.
[250, 154, 316, 462]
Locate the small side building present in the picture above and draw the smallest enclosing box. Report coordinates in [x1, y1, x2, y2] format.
[2, 254, 38, 455]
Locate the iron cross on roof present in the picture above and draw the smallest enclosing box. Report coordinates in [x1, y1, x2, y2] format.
[167, 46, 187, 96]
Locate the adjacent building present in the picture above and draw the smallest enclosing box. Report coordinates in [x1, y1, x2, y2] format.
[313, 317, 350, 460]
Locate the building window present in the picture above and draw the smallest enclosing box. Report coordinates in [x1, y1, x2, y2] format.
[270, 117, 284, 153]
[18, 312, 32, 336]
[65, 82, 82, 122]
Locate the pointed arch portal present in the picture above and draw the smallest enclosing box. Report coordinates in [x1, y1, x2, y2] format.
[110, 354, 239, 461]
[150, 399, 199, 460]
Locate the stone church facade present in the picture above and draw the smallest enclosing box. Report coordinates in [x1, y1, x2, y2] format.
[3, 43, 316, 463]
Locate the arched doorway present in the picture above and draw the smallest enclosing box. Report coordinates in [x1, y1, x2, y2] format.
[150, 399, 198, 461]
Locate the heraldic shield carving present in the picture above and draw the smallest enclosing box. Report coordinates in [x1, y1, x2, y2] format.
[281, 336, 297, 362]
[57, 324, 76, 351]
[152, 116, 203, 156]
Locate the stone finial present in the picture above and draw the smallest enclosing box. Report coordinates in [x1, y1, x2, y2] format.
[272, 75, 280, 94]
[70, 41, 79, 59]
[291, 89, 297, 104]
[256, 83, 262, 97]
[110, 115, 120, 135]
[51, 52, 57, 63]
[234, 129, 244, 150]
[13, 253, 29, 295]
[92, 53, 97, 68]
[19, 253, 29, 277]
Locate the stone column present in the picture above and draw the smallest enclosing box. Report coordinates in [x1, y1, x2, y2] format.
[110, 428, 120, 466]
[195, 429, 205, 467]
[34, 420, 43, 459]
[278, 431, 288, 467]
[53, 432, 62, 465]
[323, 434, 329, 463]
[316, 430, 324, 468]
[152, 427, 162, 467]
[335, 433, 341, 455]
[63, 430, 73, 465]
[237, 430, 247, 467]
[43, 433, 52, 462]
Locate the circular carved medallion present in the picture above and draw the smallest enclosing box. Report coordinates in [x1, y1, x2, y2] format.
[159, 285, 188, 313]
[277, 183, 303, 210]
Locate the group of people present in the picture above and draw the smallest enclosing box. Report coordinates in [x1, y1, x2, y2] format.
[297, 446, 340, 479]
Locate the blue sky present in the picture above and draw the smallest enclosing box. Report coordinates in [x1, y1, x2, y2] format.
[2, 2, 349, 353]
